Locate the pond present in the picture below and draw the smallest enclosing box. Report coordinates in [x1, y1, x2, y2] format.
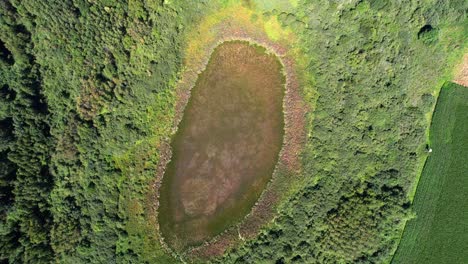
[158, 41, 285, 250]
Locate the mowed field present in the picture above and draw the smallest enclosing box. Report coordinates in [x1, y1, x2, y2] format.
[392, 82, 468, 263]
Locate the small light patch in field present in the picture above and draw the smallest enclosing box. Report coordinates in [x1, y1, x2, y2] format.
[264, 16, 282, 41]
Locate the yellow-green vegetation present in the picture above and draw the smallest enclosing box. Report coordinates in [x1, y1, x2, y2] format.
[391, 82, 468, 264]
[0, 0, 466, 263]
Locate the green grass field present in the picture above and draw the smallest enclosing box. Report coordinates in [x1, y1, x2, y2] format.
[392, 82, 468, 264]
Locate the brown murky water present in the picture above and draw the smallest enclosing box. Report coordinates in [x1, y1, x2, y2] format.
[158, 41, 285, 250]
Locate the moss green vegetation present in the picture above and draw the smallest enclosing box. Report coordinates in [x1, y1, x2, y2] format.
[0, 0, 466, 263]
[391, 82, 468, 264]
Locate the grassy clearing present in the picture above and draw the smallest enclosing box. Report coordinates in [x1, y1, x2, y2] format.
[392, 82, 468, 264]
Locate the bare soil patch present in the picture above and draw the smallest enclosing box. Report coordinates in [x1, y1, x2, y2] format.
[453, 54, 468, 87]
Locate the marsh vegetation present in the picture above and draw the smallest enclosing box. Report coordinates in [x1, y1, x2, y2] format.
[158, 41, 285, 250]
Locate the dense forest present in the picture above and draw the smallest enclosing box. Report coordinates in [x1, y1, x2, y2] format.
[0, 1, 206, 262]
[0, 0, 466, 263]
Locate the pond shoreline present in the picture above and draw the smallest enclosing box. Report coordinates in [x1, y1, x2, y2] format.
[148, 5, 309, 261]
